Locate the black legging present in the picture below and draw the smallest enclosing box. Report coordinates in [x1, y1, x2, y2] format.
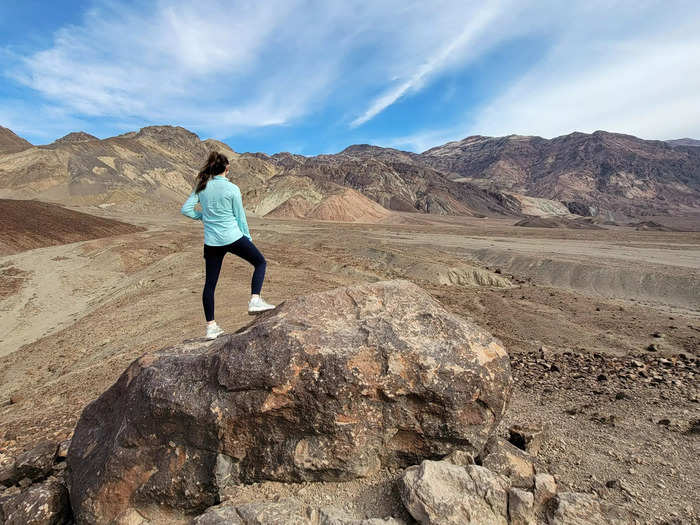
[203, 236, 266, 321]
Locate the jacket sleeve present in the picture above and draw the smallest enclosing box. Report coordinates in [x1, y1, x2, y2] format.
[232, 187, 251, 240]
[180, 192, 202, 220]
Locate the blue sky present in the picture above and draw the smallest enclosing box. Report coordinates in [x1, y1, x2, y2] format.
[1, 1, 699, 155]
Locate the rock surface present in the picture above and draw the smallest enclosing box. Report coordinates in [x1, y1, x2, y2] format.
[508, 487, 535, 525]
[0, 476, 71, 525]
[399, 460, 510, 525]
[547, 492, 610, 525]
[66, 280, 512, 522]
[0, 441, 57, 487]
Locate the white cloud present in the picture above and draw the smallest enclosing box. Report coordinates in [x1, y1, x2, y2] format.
[3, 0, 700, 145]
[469, 30, 700, 140]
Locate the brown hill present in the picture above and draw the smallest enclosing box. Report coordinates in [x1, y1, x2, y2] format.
[0, 199, 144, 255]
[419, 131, 700, 218]
[0, 126, 276, 212]
[270, 187, 392, 223]
[0, 126, 32, 155]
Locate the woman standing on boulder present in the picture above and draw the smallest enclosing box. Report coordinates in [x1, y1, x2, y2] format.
[181, 151, 274, 340]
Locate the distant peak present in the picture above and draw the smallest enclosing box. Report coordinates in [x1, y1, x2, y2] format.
[54, 131, 99, 144]
[0, 125, 33, 153]
[135, 125, 200, 140]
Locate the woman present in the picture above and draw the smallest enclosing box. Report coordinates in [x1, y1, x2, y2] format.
[181, 151, 275, 340]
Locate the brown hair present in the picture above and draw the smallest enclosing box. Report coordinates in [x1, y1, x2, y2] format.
[195, 151, 229, 193]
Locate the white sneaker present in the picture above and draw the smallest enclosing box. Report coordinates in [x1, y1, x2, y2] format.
[205, 323, 224, 340]
[248, 296, 275, 315]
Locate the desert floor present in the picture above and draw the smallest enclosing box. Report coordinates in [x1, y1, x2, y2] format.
[1, 211, 698, 523]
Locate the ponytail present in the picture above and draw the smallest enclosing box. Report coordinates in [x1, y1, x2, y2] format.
[196, 151, 229, 193]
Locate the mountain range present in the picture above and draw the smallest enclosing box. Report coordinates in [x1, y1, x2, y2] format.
[1, 125, 698, 221]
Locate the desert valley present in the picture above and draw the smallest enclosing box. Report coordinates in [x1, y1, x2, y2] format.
[0, 125, 698, 524]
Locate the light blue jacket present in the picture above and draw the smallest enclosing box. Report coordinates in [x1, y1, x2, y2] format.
[180, 175, 251, 246]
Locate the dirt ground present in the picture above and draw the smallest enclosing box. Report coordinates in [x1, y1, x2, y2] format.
[0, 210, 698, 523]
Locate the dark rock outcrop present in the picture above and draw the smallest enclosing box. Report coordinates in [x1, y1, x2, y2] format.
[0, 476, 71, 525]
[67, 280, 512, 522]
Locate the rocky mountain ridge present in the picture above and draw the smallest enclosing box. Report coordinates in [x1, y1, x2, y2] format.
[0, 125, 514, 221]
[1, 125, 699, 220]
[417, 131, 700, 217]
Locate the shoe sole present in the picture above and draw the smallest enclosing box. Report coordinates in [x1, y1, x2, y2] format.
[248, 307, 275, 316]
[205, 332, 223, 340]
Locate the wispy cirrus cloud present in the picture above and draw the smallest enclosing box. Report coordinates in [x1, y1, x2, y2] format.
[1, 0, 529, 140]
[349, 2, 510, 128]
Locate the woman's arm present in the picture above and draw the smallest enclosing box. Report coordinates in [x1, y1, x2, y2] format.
[231, 187, 251, 240]
[181, 192, 202, 220]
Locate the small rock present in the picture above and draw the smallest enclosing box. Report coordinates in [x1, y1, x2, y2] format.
[1, 441, 57, 488]
[14, 442, 57, 484]
[441, 450, 475, 466]
[647, 344, 660, 352]
[508, 423, 547, 457]
[0, 461, 18, 488]
[538, 346, 554, 361]
[56, 440, 70, 460]
[193, 501, 244, 524]
[687, 419, 700, 435]
[319, 508, 406, 524]
[652, 332, 664, 338]
[533, 473, 557, 507]
[400, 460, 509, 525]
[8, 394, 25, 405]
[508, 488, 535, 525]
[17, 478, 32, 489]
[236, 499, 315, 525]
[605, 479, 621, 490]
[480, 437, 535, 489]
[547, 492, 610, 525]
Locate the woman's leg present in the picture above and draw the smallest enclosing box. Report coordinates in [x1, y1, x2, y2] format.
[203, 254, 224, 321]
[228, 236, 266, 295]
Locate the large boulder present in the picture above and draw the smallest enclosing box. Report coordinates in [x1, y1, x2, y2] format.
[67, 280, 512, 523]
